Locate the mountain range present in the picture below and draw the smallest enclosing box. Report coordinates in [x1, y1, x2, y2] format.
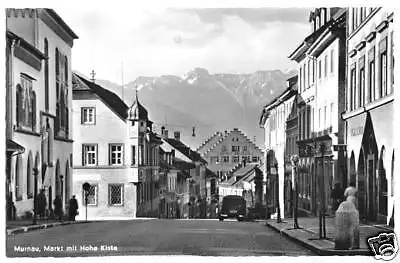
[90, 68, 296, 149]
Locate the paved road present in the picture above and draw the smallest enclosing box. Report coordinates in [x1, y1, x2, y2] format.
[6, 219, 314, 257]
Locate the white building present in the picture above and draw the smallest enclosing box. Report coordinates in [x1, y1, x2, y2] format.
[6, 9, 78, 218]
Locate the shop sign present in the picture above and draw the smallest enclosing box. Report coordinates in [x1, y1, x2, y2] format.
[351, 126, 364, 136]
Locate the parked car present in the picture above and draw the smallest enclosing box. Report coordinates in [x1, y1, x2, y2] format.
[218, 195, 246, 221]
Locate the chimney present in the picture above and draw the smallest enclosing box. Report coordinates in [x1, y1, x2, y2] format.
[174, 131, 180, 141]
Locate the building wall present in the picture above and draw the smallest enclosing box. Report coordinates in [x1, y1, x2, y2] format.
[204, 129, 263, 175]
[7, 9, 75, 218]
[345, 8, 394, 224]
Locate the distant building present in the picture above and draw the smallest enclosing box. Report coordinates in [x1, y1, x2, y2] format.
[259, 76, 297, 219]
[6, 9, 78, 219]
[343, 8, 394, 225]
[160, 129, 210, 218]
[288, 8, 347, 216]
[197, 128, 264, 181]
[72, 73, 161, 219]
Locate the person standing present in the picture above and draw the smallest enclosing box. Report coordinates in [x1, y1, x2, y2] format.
[37, 189, 47, 219]
[68, 195, 79, 221]
[53, 195, 63, 221]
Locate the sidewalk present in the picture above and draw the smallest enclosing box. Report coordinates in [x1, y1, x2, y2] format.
[265, 216, 394, 256]
[6, 218, 94, 236]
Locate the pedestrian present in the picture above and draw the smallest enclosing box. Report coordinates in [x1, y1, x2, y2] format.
[37, 189, 47, 219]
[68, 195, 79, 221]
[330, 182, 344, 212]
[344, 181, 357, 207]
[53, 195, 63, 221]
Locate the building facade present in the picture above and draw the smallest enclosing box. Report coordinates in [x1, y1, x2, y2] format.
[343, 8, 394, 225]
[6, 9, 78, 219]
[288, 8, 347, 216]
[259, 77, 297, 219]
[197, 128, 264, 180]
[72, 73, 161, 219]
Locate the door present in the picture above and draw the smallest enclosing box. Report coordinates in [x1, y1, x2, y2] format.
[367, 155, 376, 221]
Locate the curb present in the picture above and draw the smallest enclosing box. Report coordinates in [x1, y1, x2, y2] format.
[265, 222, 372, 256]
[6, 220, 95, 236]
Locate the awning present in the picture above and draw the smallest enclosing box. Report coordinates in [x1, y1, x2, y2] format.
[6, 139, 25, 154]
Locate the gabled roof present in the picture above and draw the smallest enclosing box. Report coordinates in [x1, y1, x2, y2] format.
[232, 163, 258, 177]
[73, 73, 129, 120]
[164, 137, 207, 164]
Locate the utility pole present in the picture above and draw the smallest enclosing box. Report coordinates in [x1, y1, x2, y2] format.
[319, 143, 327, 239]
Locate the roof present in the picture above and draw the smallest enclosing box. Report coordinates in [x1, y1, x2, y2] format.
[232, 163, 258, 177]
[128, 91, 149, 121]
[164, 138, 207, 164]
[73, 73, 129, 120]
[44, 9, 79, 39]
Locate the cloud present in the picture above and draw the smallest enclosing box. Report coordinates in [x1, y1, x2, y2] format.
[57, 7, 310, 83]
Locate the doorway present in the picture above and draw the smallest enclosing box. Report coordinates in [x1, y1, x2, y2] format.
[367, 154, 376, 221]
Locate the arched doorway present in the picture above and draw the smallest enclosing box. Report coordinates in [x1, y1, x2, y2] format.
[378, 147, 387, 222]
[65, 161, 70, 206]
[357, 149, 366, 220]
[266, 150, 278, 217]
[27, 151, 33, 199]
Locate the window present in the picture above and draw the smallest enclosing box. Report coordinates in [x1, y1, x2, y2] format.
[221, 145, 227, 152]
[368, 47, 376, 103]
[223, 156, 229, 163]
[15, 155, 22, 201]
[27, 152, 33, 199]
[232, 146, 240, 152]
[131, 145, 136, 165]
[17, 75, 36, 131]
[330, 49, 334, 73]
[303, 64, 306, 90]
[252, 156, 259, 162]
[242, 156, 250, 163]
[359, 58, 365, 108]
[324, 55, 328, 77]
[109, 144, 123, 165]
[350, 65, 356, 110]
[330, 103, 334, 128]
[44, 38, 49, 111]
[55, 48, 69, 137]
[299, 67, 303, 92]
[83, 184, 98, 206]
[324, 106, 327, 129]
[83, 144, 97, 166]
[242, 146, 248, 152]
[81, 107, 95, 125]
[306, 107, 311, 138]
[378, 37, 388, 98]
[108, 184, 123, 206]
[318, 60, 322, 79]
[233, 156, 239, 163]
[390, 31, 394, 93]
[318, 108, 321, 130]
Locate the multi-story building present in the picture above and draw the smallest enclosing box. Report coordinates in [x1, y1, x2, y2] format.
[72, 73, 162, 219]
[288, 8, 347, 216]
[6, 9, 78, 219]
[160, 129, 210, 218]
[197, 128, 263, 180]
[259, 76, 297, 219]
[343, 8, 394, 225]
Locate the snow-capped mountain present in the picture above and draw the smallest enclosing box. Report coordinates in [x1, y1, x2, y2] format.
[95, 68, 296, 148]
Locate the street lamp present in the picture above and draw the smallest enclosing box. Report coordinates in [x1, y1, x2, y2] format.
[290, 154, 300, 229]
[275, 163, 282, 223]
[32, 167, 39, 225]
[319, 143, 327, 239]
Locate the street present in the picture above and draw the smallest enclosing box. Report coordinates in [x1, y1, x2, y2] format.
[6, 219, 314, 257]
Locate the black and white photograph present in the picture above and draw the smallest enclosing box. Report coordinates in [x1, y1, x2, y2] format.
[3, 1, 399, 260]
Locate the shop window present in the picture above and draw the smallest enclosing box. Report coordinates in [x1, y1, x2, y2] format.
[109, 184, 123, 206]
[83, 184, 98, 206]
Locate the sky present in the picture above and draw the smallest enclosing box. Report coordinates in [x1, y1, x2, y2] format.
[57, 6, 311, 84]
